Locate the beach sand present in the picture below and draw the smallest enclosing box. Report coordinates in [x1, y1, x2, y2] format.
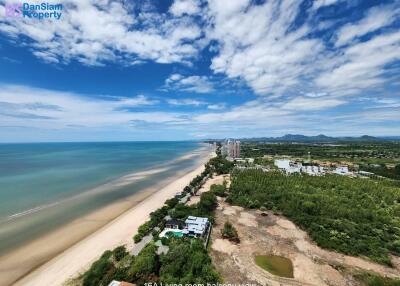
[0, 150, 213, 286]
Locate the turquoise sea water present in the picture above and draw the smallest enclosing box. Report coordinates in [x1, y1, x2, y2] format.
[0, 141, 207, 255]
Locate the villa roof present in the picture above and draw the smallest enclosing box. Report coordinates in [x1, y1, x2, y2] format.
[165, 219, 185, 227]
[184, 216, 209, 234]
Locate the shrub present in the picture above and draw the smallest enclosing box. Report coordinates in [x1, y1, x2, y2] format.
[113, 246, 128, 262]
[221, 221, 240, 243]
[210, 184, 226, 197]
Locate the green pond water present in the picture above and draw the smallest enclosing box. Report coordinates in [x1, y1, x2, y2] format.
[255, 255, 294, 278]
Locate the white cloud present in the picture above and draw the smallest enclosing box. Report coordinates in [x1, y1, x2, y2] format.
[167, 98, 206, 106]
[207, 0, 323, 95]
[282, 96, 346, 111]
[163, 73, 215, 93]
[311, 0, 343, 11]
[169, 0, 201, 17]
[316, 31, 400, 95]
[0, 84, 180, 129]
[335, 5, 399, 47]
[0, 0, 203, 65]
[207, 103, 225, 110]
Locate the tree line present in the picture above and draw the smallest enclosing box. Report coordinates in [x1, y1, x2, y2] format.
[228, 170, 400, 265]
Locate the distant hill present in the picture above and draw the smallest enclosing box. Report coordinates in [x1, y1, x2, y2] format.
[205, 134, 398, 143]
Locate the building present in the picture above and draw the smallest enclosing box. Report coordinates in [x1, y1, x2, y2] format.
[301, 165, 325, 176]
[335, 166, 349, 175]
[182, 216, 209, 238]
[274, 159, 291, 170]
[274, 159, 302, 174]
[275, 159, 327, 175]
[223, 139, 240, 158]
[160, 216, 210, 239]
[165, 219, 185, 230]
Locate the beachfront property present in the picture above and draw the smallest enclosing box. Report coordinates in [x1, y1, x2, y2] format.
[182, 216, 210, 238]
[222, 139, 241, 159]
[160, 216, 210, 239]
[165, 218, 185, 230]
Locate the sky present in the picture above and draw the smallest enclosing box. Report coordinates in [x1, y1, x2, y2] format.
[0, 0, 399, 142]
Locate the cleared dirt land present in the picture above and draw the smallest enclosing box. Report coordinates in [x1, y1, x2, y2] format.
[210, 200, 400, 286]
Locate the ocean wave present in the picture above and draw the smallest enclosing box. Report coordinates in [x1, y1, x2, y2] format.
[3, 147, 209, 223]
[6, 201, 61, 221]
[3, 166, 172, 222]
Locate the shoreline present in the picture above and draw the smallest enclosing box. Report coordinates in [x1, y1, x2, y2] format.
[4, 149, 213, 286]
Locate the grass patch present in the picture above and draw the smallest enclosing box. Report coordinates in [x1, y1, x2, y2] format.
[255, 255, 294, 278]
[355, 272, 400, 286]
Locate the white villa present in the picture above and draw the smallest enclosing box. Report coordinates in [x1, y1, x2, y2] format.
[182, 216, 209, 238]
[274, 159, 302, 174]
[274, 159, 327, 175]
[160, 216, 209, 239]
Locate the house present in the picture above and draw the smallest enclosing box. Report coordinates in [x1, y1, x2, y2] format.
[274, 159, 290, 169]
[165, 219, 185, 230]
[335, 166, 349, 175]
[274, 159, 302, 174]
[108, 280, 136, 286]
[182, 216, 209, 238]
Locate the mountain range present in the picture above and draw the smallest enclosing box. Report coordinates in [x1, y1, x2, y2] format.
[206, 134, 399, 143]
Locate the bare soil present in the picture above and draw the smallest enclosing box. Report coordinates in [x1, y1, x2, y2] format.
[210, 200, 400, 286]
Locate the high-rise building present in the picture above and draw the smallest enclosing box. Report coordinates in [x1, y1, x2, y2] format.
[225, 139, 240, 158]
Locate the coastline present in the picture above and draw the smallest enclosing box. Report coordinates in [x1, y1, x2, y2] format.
[2, 149, 213, 286]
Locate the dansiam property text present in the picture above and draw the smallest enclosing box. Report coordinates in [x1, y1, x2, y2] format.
[5, 2, 63, 19]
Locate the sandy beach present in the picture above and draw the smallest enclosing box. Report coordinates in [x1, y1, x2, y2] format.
[0, 149, 213, 286]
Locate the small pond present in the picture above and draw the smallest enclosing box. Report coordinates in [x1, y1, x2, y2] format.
[255, 255, 294, 278]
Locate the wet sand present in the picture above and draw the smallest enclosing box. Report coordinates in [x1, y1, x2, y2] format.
[0, 150, 213, 286]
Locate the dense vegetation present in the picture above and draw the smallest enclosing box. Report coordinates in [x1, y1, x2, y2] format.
[82, 239, 220, 286]
[228, 170, 400, 265]
[170, 192, 217, 223]
[207, 156, 234, 175]
[361, 164, 400, 180]
[240, 142, 400, 165]
[221, 221, 240, 243]
[159, 238, 220, 284]
[133, 198, 178, 243]
[210, 183, 227, 197]
[355, 272, 400, 286]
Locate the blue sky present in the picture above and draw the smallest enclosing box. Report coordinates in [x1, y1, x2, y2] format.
[0, 0, 399, 142]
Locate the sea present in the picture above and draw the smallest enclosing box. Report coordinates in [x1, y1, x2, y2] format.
[0, 141, 208, 255]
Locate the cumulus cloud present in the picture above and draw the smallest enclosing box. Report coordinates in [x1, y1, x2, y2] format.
[163, 73, 215, 93]
[0, 0, 203, 65]
[206, 0, 400, 101]
[170, 0, 201, 17]
[207, 0, 323, 96]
